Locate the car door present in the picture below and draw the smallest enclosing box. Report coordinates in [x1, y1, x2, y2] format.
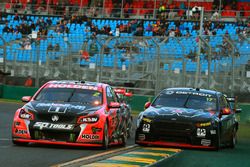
[106, 86, 120, 139]
[219, 95, 234, 143]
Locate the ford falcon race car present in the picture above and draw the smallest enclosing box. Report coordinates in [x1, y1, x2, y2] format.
[12, 80, 133, 149]
[135, 88, 240, 150]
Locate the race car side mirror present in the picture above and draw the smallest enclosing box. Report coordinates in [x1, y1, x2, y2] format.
[21, 96, 32, 103]
[235, 108, 242, 113]
[144, 102, 151, 109]
[108, 102, 121, 108]
[221, 108, 231, 115]
[124, 92, 133, 97]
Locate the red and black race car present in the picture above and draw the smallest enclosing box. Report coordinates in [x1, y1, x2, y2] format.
[12, 80, 132, 149]
[135, 88, 240, 150]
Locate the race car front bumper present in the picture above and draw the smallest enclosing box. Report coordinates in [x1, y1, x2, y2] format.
[135, 140, 216, 149]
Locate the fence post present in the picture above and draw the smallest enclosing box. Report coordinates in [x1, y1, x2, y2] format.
[224, 36, 236, 96]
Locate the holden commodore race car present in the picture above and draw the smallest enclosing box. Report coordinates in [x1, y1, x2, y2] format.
[135, 88, 240, 150]
[12, 80, 133, 149]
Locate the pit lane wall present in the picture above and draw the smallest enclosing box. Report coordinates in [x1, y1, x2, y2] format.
[0, 84, 153, 111]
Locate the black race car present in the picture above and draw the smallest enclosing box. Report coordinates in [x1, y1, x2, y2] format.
[135, 88, 240, 150]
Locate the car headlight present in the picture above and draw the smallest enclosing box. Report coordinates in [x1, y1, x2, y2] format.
[19, 108, 34, 120]
[77, 115, 99, 124]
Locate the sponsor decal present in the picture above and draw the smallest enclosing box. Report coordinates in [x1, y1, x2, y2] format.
[81, 117, 98, 123]
[142, 124, 150, 133]
[158, 107, 208, 118]
[33, 122, 74, 130]
[51, 115, 59, 122]
[175, 91, 213, 97]
[210, 130, 217, 134]
[46, 84, 99, 91]
[201, 139, 211, 146]
[36, 103, 86, 111]
[197, 128, 206, 137]
[15, 129, 28, 134]
[82, 134, 100, 140]
[138, 134, 146, 141]
[165, 90, 174, 95]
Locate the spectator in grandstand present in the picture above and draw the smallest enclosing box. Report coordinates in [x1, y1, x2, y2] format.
[3, 22, 10, 33]
[89, 41, 98, 56]
[54, 43, 60, 52]
[79, 40, 90, 61]
[186, 50, 196, 62]
[211, 10, 220, 20]
[46, 17, 52, 26]
[145, 23, 153, 32]
[120, 48, 134, 63]
[158, 3, 166, 18]
[24, 76, 33, 87]
[13, 13, 20, 21]
[47, 43, 54, 52]
[169, 28, 175, 37]
[185, 31, 191, 37]
[9, 25, 14, 33]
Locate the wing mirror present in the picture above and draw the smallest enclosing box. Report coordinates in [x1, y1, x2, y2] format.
[235, 108, 242, 113]
[144, 102, 151, 109]
[108, 102, 121, 108]
[21, 96, 32, 103]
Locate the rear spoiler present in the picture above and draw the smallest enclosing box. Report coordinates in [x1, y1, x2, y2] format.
[226, 96, 242, 113]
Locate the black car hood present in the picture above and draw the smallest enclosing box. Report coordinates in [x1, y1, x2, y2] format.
[143, 106, 217, 122]
[24, 101, 102, 116]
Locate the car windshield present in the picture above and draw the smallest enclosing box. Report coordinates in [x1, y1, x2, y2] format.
[152, 92, 217, 111]
[34, 88, 103, 106]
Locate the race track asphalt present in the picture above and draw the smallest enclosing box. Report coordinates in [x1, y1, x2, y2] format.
[0, 102, 136, 167]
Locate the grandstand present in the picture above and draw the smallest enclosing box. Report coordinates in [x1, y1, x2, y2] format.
[0, 0, 249, 96]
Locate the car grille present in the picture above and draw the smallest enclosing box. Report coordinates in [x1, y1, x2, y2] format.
[31, 130, 77, 142]
[36, 114, 76, 123]
[153, 121, 194, 137]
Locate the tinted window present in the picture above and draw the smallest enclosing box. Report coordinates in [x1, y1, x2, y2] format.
[35, 88, 102, 106]
[152, 92, 217, 111]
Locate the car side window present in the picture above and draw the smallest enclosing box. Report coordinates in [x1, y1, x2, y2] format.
[106, 87, 117, 103]
[219, 95, 230, 109]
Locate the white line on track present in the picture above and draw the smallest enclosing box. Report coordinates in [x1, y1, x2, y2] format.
[0, 138, 11, 141]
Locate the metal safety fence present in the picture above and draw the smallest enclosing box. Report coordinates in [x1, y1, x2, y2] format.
[0, 34, 249, 96]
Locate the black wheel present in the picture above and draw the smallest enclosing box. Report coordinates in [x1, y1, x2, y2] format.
[214, 127, 221, 151]
[12, 138, 28, 146]
[102, 122, 109, 150]
[229, 127, 237, 149]
[121, 125, 128, 147]
[127, 116, 133, 138]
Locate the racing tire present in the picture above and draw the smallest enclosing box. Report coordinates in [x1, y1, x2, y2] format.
[121, 125, 128, 147]
[101, 122, 109, 150]
[214, 127, 221, 151]
[229, 127, 237, 149]
[127, 116, 133, 139]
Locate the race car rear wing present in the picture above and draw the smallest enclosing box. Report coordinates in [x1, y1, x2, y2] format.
[226, 97, 242, 113]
